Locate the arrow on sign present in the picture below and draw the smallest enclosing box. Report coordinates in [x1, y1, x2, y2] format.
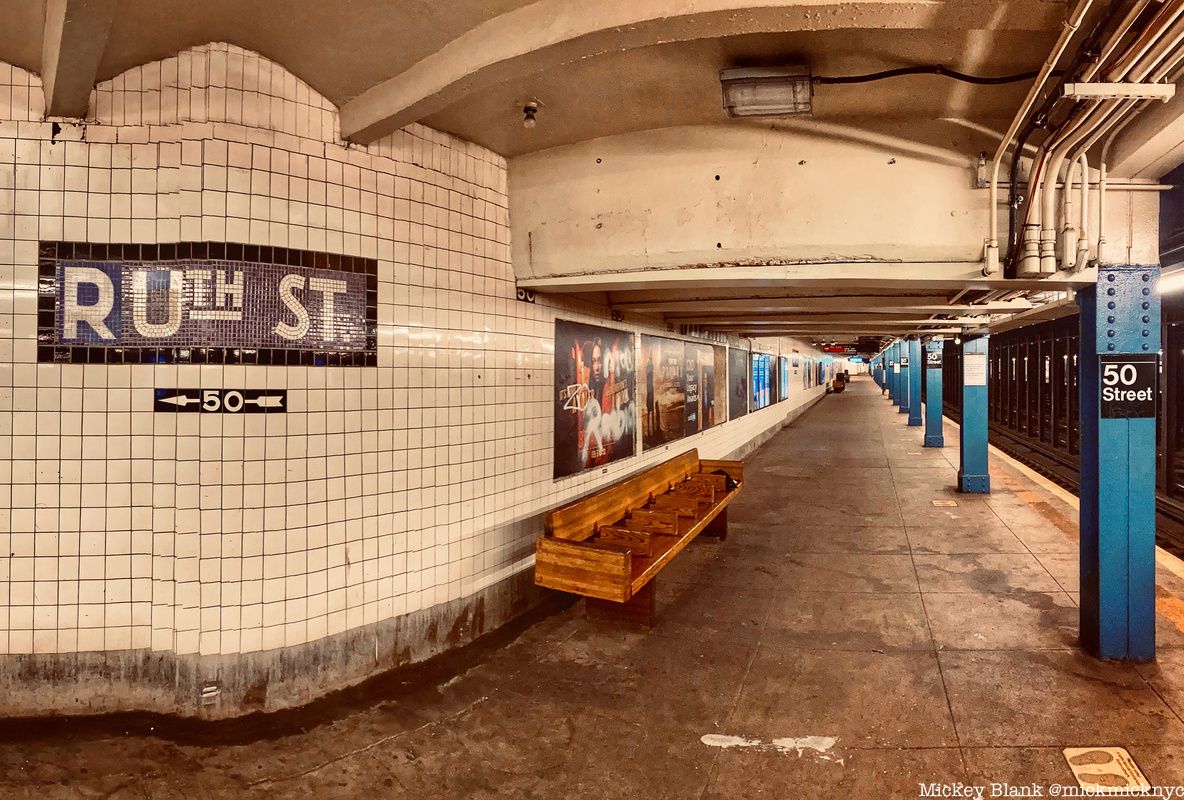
[155, 392, 198, 407]
[245, 395, 284, 408]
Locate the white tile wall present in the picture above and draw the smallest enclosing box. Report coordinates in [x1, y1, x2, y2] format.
[0, 44, 830, 660]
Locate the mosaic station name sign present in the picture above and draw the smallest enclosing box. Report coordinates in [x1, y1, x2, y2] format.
[38, 242, 377, 366]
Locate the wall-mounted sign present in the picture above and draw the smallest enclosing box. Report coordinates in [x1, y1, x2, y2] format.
[1099, 354, 1157, 419]
[154, 388, 287, 413]
[38, 242, 377, 366]
[926, 351, 942, 369]
[964, 353, 988, 386]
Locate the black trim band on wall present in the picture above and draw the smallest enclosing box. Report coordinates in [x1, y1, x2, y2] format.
[37, 241, 379, 367]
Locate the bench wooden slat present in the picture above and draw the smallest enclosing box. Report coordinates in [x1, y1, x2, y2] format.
[694, 472, 728, 491]
[546, 450, 700, 541]
[629, 486, 743, 593]
[535, 538, 631, 602]
[700, 459, 744, 485]
[650, 494, 699, 518]
[597, 525, 655, 557]
[624, 509, 679, 535]
[671, 480, 716, 503]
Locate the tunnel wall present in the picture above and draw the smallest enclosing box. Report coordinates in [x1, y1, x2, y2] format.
[0, 45, 830, 718]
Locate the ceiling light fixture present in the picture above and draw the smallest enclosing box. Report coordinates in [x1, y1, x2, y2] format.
[720, 66, 813, 118]
[522, 101, 539, 129]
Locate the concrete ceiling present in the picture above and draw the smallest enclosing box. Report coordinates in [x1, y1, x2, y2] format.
[0, 0, 536, 105]
[423, 28, 1060, 157]
[3, 0, 1072, 153]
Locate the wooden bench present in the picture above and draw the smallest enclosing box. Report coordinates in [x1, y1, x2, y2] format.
[534, 449, 743, 627]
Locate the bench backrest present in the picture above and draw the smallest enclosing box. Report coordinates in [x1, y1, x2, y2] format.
[546, 450, 702, 541]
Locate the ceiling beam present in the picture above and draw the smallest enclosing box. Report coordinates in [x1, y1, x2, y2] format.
[683, 314, 991, 325]
[1106, 82, 1184, 179]
[715, 327, 963, 336]
[615, 297, 1032, 314]
[339, 0, 1063, 143]
[519, 263, 1097, 293]
[41, 0, 116, 118]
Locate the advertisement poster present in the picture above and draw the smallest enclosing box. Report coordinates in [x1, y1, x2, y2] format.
[779, 356, 790, 402]
[752, 353, 772, 410]
[640, 335, 687, 449]
[684, 341, 724, 435]
[714, 346, 729, 422]
[728, 347, 750, 419]
[553, 320, 636, 479]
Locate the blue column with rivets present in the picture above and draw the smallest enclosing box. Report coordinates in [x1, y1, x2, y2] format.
[923, 339, 944, 447]
[1079, 265, 1160, 661]
[897, 338, 910, 413]
[887, 342, 897, 402]
[907, 336, 923, 426]
[958, 334, 990, 493]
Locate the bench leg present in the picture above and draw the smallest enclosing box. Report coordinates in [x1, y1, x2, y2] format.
[586, 580, 656, 629]
[703, 507, 728, 541]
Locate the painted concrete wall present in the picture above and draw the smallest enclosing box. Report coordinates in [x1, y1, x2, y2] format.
[509, 124, 1160, 280]
[0, 46, 830, 717]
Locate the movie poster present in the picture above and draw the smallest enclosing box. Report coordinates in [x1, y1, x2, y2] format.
[728, 347, 749, 419]
[714, 346, 728, 423]
[553, 320, 636, 479]
[684, 341, 724, 435]
[779, 356, 790, 402]
[640, 335, 686, 450]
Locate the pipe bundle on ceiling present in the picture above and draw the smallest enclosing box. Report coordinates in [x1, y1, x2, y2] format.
[984, 0, 1184, 277]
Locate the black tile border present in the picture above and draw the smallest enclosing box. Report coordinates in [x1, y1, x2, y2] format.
[37, 241, 379, 367]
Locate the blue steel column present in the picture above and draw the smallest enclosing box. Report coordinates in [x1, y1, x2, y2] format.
[907, 336, 922, 426]
[923, 339, 944, 447]
[897, 339, 910, 413]
[892, 340, 903, 405]
[957, 334, 990, 493]
[887, 342, 897, 402]
[1079, 265, 1160, 661]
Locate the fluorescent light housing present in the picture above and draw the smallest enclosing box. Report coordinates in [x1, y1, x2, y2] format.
[720, 66, 813, 118]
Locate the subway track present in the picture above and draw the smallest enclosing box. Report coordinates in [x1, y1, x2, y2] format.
[980, 413, 1184, 559]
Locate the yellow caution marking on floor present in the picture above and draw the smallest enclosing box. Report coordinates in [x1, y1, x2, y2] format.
[1062, 747, 1150, 793]
[1155, 585, 1184, 636]
[931, 499, 958, 508]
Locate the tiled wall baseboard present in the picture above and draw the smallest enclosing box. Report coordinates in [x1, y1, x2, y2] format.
[0, 561, 541, 719]
[0, 401, 819, 719]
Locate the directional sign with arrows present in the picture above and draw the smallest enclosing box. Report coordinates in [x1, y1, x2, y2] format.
[154, 388, 287, 413]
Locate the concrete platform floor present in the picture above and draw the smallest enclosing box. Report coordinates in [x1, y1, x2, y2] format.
[6, 375, 1184, 798]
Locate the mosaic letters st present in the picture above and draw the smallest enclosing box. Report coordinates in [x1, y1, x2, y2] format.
[38, 242, 378, 366]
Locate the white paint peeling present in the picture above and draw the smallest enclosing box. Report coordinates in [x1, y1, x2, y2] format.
[700, 734, 761, 749]
[770, 736, 838, 756]
[701, 734, 839, 760]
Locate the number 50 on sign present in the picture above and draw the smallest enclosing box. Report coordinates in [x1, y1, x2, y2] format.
[154, 388, 287, 413]
[1099, 354, 1157, 419]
